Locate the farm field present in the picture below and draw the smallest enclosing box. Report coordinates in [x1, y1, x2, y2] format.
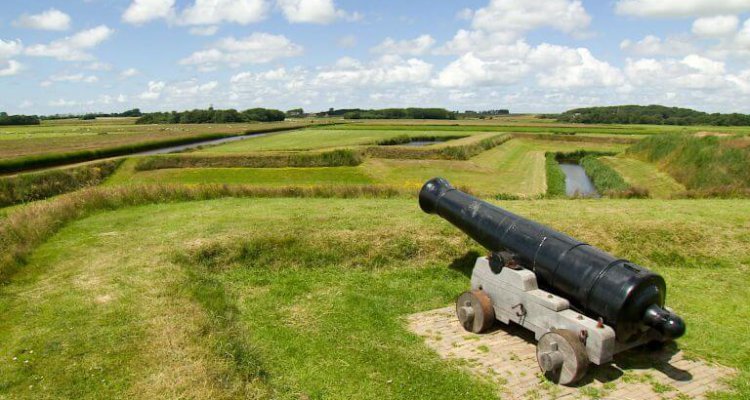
[1, 197, 748, 399]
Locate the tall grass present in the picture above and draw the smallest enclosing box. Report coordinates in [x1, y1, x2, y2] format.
[135, 149, 363, 171]
[512, 132, 639, 144]
[627, 134, 750, 196]
[0, 160, 122, 207]
[0, 125, 308, 173]
[0, 184, 408, 283]
[545, 153, 566, 198]
[366, 133, 511, 160]
[580, 155, 648, 198]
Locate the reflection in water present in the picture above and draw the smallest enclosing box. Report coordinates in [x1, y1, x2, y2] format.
[404, 140, 437, 147]
[133, 132, 273, 156]
[559, 163, 599, 197]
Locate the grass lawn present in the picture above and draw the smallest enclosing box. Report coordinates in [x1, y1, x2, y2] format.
[0, 197, 747, 399]
[196, 129, 482, 153]
[600, 156, 686, 198]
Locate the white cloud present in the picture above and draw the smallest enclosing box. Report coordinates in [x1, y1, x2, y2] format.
[180, 0, 268, 25]
[180, 33, 303, 69]
[432, 52, 529, 88]
[625, 55, 728, 90]
[471, 0, 591, 43]
[314, 56, 433, 86]
[615, 0, 750, 18]
[25, 25, 114, 61]
[620, 35, 696, 56]
[48, 73, 99, 84]
[120, 68, 139, 79]
[0, 60, 23, 77]
[277, 0, 360, 24]
[456, 8, 474, 20]
[527, 45, 625, 88]
[123, 0, 175, 24]
[371, 35, 435, 56]
[189, 26, 219, 36]
[0, 39, 23, 59]
[139, 81, 166, 100]
[692, 15, 740, 37]
[14, 9, 71, 31]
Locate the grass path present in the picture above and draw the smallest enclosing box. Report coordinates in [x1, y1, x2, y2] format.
[1, 198, 749, 398]
[600, 156, 685, 198]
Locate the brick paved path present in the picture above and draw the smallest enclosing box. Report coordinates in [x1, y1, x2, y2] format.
[408, 307, 735, 400]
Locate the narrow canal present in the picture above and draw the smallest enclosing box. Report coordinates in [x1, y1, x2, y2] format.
[559, 163, 599, 197]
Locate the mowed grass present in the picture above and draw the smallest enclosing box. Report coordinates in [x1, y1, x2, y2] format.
[114, 139, 628, 197]
[121, 167, 374, 186]
[196, 129, 482, 153]
[600, 156, 686, 198]
[1, 197, 748, 399]
[363, 139, 627, 197]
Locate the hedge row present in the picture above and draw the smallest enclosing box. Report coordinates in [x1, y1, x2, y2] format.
[135, 149, 364, 171]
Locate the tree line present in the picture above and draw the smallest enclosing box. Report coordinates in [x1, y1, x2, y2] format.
[551, 105, 750, 126]
[135, 107, 286, 124]
[337, 108, 456, 120]
[0, 112, 40, 126]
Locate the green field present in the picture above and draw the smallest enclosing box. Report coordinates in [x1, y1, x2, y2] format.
[1, 117, 749, 399]
[1, 196, 748, 398]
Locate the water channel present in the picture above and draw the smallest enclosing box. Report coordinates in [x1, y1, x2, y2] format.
[558, 163, 599, 197]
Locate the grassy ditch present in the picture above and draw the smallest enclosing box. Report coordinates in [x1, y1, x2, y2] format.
[135, 149, 363, 171]
[627, 134, 750, 197]
[0, 160, 122, 207]
[545, 153, 566, 198]
[0, 125, 307, 174]
[366, 133, 511, 160]
[375, 134, 466, 146]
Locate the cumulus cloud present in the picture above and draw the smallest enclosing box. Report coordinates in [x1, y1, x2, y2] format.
[123, 0, 175, 24]
[692, 15, 740, 37]
[47, 73, 99, 84]
[180, 33, 303, 69]
[527, 45, 625, 88]
[371, 35, 435, 56]
[0, 60, 23, 77]
[620, 35, 696, 56]
[123, 0, 268, 26]
[14, 9, 71, 31]
[277, 0, 361, 24]
[0, 39, 23, 60]
[25, 25, 114, 61]
[432, 52, 529, 88]
[139, 81, 166, 100]
[615, 0, 750, 18]
[625, 54, 728, 90]
[471, 0, 591, 43]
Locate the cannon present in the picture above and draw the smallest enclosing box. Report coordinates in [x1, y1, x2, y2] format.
[419, 178, 685, 385]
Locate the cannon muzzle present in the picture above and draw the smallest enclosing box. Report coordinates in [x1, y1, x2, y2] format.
[420, 177, 685, 342]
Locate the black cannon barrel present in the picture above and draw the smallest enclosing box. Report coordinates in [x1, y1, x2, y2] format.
[420, 177, 685, 343]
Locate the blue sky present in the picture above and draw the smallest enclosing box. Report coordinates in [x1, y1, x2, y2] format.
[2, 0, 750, 114]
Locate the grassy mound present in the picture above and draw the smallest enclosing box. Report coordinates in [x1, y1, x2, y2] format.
[135, 149, 363, 171]
[627, 135, 750, 196]
[365, 133, 511, 160]
[0, 160, 122, 207]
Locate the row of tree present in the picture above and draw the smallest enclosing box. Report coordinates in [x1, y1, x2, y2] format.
[0, 112, 40, 126]
[43, 109, 144, 121]
[337, 108, 456, 120]
[552, 105, 750, 126]
[135, 107, 286, 124]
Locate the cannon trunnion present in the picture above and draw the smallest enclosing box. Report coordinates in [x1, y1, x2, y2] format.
[419, 178, 685, 385]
